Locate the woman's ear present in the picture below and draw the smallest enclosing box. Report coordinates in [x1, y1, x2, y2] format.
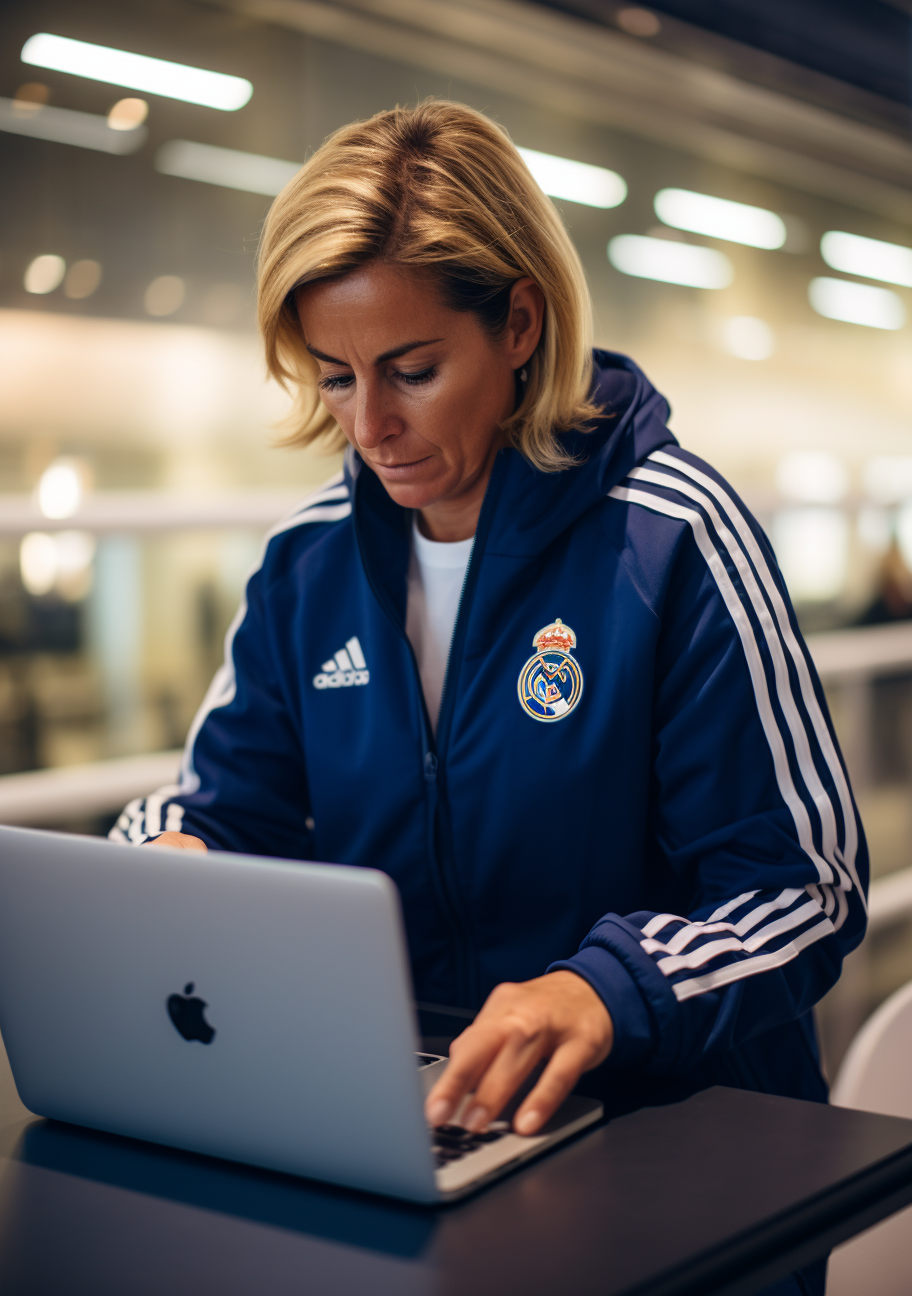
[504, 277, 545, 368]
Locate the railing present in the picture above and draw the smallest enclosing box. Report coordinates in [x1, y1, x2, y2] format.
[806, 622, 912, 682]
[866, 868, 912, 935]
[0, 490, 305, 535]
[0, 751, 181, 826]
[805, 622, 912, 795]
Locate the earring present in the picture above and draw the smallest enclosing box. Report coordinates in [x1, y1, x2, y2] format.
[519, 367, 528, 383]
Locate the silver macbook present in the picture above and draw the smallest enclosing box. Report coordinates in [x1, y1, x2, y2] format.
[0, 825, 602, 1203]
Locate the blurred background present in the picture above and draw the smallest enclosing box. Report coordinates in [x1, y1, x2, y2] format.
[2, 0, 912, 1073]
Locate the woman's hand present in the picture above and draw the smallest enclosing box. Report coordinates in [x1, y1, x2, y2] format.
[145, 832, 208, 851]
[424, 970, 613, 1136]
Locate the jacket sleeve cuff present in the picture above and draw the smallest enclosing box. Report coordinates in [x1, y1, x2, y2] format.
[547, 943, 657, 1069]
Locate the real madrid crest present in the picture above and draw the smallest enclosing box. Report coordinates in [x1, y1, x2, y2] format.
[517, 618, 584, 723]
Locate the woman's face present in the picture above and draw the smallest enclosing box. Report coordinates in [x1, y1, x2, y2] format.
[295, 262, 541, 538]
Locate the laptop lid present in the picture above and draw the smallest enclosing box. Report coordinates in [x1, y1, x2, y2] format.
[0, 826, 438, 1203]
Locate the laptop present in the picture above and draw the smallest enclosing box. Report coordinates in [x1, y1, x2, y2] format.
[0, 825, 602, 1203]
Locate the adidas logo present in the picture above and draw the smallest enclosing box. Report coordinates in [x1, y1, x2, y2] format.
[313, 636, 370, 689]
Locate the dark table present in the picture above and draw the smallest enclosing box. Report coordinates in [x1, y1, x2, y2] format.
[2, 1024, 912, 1296]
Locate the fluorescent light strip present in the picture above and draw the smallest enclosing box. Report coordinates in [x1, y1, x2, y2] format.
[820, 230, 912, 289]
[517, 147, 626, 209]
[808, 277, 905, 331]
[608, 235, 732, 289]
[21, 33, 252, 111]
[0, 96, 145, 154]
[156, 140, 299, 195]
[654, 188, 785, 250]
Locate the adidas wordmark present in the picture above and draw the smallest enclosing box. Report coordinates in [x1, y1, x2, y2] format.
[313, 636, 370, 689]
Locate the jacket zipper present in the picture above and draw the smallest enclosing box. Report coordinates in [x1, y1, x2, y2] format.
[428, 451, 506, 1004]
[351, 496, 471, 1003]
[436, 534, 476, 722]
[353, 451, 506, 1007]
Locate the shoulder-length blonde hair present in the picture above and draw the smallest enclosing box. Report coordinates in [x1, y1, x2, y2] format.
[257, 100, 599, 471]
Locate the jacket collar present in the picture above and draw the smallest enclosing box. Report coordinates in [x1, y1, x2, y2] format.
[346, 351, 677, 619]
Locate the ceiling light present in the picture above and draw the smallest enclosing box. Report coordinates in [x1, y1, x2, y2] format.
[517, 147, 626, 209]
[24, 254, 66, 294]
[808, 277, 905, 330]
[862, 456, 912, 505]
[722, 316, 775, 361]
[20, 533, 57, 596]
[608, 234, 732, 288]
[772, 509, 848, 603]
[0, 95, 145, 153]
[107, 97, 148, 131]
[19, 530, 95, 600]
[820, 230, 912, 288]
[37, 458, 87, 519]
[857, 506, 890, 554]
[64, 259, 102, 300]
[145, 275, 185, 317]
[21, 33, 252, 111]
[776, 452, 848, 504]
[654, 188, 785, 249]
[156, 140, 299, 196]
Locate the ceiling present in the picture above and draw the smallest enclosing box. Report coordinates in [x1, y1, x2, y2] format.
[538, 0, 912, 122]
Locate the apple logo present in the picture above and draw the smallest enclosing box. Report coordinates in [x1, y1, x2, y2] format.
[166, 982, 216, 1044]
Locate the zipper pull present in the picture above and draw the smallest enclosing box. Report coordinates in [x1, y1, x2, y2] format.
[424, 751, 438, 783]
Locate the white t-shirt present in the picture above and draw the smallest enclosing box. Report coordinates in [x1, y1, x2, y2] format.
[405, 515, 474, 734]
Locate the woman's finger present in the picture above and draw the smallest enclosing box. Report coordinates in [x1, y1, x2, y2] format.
[424, 1022, 505, 1127]
[466, 1024, 550, 1131]
[512, 1038, 591, 1135]
[146, 832, 208, 851]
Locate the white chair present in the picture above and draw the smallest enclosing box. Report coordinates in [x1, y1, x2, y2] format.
[827, 978, 912, 1296]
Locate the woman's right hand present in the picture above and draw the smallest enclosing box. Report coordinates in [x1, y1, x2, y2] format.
[146, 832, 208, 851]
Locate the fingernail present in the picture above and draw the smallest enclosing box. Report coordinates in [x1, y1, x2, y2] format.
[463, 1105, 489, 1133]
[515, 1109, 540, 1135]
[426, 1099, 452, 1127]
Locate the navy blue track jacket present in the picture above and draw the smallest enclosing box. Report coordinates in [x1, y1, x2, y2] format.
[114, 351, 868, 1105]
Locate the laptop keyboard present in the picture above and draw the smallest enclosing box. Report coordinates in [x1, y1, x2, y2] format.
[415, 1052, 444, 1068]
[414, 1052, 511, 1167]
[432, 1122, 509, 1167]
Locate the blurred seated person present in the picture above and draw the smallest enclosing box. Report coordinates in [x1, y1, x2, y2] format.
[858, 537, 912, 624]
[113, 101, 867, 1296]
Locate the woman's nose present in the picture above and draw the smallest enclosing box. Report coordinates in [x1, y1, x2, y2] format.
[353, 382, 399, 449]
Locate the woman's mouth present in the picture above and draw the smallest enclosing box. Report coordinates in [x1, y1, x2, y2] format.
[371, 456, 433, 479]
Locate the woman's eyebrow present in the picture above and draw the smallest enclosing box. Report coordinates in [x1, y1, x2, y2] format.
[375, 339, 443, 364]
[305, 339, 443, 366]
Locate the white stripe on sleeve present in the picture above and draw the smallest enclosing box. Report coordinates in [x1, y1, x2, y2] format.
[648, 450, 863, 909]
[671, 919, 834, 1002]
[608, 466, 864, 1003]
[610, 483, 835, 888]
[640, 888, 805, 959]
[640, 890, 759, 941]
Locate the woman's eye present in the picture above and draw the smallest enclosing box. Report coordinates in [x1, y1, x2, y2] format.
[318, 374, 354, 393]
[398, 366, 437, 386]
[318, 366, 436, 392]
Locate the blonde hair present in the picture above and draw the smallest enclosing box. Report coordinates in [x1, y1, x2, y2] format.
[257, 100, 599, 471]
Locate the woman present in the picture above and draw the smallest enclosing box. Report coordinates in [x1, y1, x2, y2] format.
[116, 101, 865, 1285]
